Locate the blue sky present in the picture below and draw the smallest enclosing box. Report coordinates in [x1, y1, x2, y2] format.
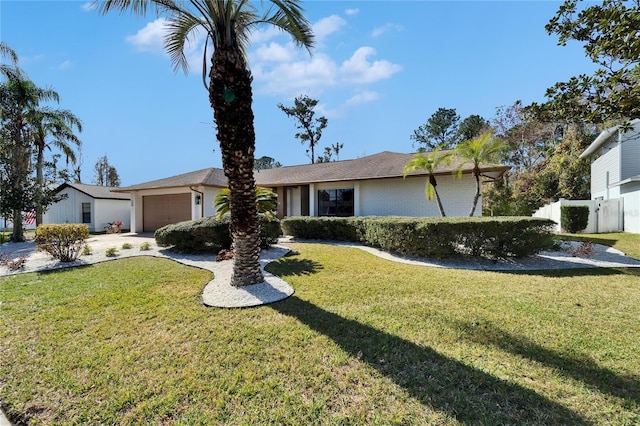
[2, 1, 597, 186]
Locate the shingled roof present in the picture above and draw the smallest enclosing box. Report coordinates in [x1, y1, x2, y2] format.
[57, 183, 130, 200]
[115, 151, 509, 191]
[113, 168, 228, 192]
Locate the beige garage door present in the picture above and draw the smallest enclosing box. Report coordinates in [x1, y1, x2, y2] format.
[143, 194, 191, 232]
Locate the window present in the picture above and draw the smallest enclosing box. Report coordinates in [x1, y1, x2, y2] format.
[318, 188, 354, 217]
[82, 203, 91, 224]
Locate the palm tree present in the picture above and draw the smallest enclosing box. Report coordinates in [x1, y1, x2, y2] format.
[214, 186, 277, 220]
[0, 75, 59, 242]
[99, 0, 313, 286]
[29, 107, 82, 225]
[403, 149, 452, 217]
[455, 131, 508, 216]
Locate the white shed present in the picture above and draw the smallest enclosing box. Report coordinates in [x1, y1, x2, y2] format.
[43, 183, 131, 233]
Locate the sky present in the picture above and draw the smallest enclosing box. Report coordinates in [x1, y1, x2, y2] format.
[1, 1, 598, 186]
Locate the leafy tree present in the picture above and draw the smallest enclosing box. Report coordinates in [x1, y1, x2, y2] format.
[457, 114, 491, 141]
[254, 156, 281, 170]
[93, 155, 121, 187]
[528, 0, 640, 125]
[100, 0, 313, 287]
[278, 95, 327, 164]
[493, 101, 559, 173]
[403, 149, 453, 217]
[455, 131, 508, 216]
[214, 187, 277, 220]
[316, 142, 343, 163]
[411, 107, 460, 151]
[1, 70, 60, 241]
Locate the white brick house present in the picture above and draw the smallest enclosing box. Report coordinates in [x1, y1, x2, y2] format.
[114, 151, 509, 232]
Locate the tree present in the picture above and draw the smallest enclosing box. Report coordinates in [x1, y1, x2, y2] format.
[1, 69, 60, 241]
[316, 142, 343, 163]
[455, 131, 508, 216]
[403, 149, 453, 217]
[493, 101, 559, 173]
[254, 156, 281, 170]
[100, 0, 313, 287]
[528, 0, 640, 125]
[93, 155, 121, 187]
[30, 106, 82, 225]
[457, 114, 491, 141]
[214, 186, 277, 220]
[411, 107, 460, 151]
[278, 95, 327, 164]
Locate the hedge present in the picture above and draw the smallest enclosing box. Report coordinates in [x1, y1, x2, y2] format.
[560, 205, 590, 234]
[281, 216, 556, 259]
[154, 215, 281, 253]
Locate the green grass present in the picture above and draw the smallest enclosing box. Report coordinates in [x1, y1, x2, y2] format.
[1, 245, 639, 425]
[558, 232, 640, 259]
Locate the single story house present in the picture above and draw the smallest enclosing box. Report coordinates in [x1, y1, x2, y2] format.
[43, 183, 131, 233]
[114, 151, 509, 233]
[579, 118, 640, 233]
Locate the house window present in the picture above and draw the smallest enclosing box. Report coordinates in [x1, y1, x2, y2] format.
[318, 188, 354, 216]
[81, 203, 91, 224]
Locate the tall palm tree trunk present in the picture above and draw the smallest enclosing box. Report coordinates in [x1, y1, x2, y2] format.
[209, 45, 263, 287]
[35, 144, 44, 226]
[430, 174, 446, 217]
[469, 169, 481, 216]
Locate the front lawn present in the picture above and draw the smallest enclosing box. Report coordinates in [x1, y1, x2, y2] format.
[1, 245, 639, 425]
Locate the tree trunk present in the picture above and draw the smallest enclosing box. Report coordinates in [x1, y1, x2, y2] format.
[469, 170, 481, 216]
[209, 45, 263, 287]
[35, 145, 44, 226]
[11, 209, 24, 242]
[434, 189, 446, 217]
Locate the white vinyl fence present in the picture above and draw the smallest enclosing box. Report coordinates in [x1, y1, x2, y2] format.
[533, 198, 623, 233]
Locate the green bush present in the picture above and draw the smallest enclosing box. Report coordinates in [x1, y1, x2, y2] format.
[35, 224, 89, 262]
[155, 215, 281, 253]
[561, 205, 590, 234]
[105, 247, 119, 257]
[281, 216, 555, 259]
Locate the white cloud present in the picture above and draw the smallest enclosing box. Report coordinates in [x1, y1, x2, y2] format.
[126, 18, 169, 53]
[312, 15, 347, 46]
[345, 8, 359, 16]
[57, 60, 72, 70]
[371, 23, 404, 38]
[345, 90, 380, 106]
[339, 47, 402, 84]
[81, 2, 96, 11]
[249, 26, 284, 45]
[254, 42, 295, 63]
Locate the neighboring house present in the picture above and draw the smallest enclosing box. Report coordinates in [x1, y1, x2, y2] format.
[114, 151, 509, 233]
[579, 118, 640, 233]
[43, 183, 131, 233]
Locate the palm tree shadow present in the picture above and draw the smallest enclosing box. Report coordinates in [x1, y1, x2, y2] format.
[271, 296, 589, 425]
[266, 256, 323, 276]
[454, 319, 640, 405]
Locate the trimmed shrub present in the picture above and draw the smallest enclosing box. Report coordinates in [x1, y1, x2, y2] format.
[281, 216, 555, 259]
[561, 205, 590, 234]
[35, 224, 89, 262]
[155, 214, 280, 253]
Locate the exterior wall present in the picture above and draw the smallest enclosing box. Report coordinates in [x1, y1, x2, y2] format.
[128, 186, 222, 233]
[621, 126, 640, 180]
[591, 139, 620, 197]
[287, 186, 302, 216]
[358, 175, 480, 217]
[94, 199, 131, 232]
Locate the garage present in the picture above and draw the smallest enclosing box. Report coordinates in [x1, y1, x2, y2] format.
[143, 194, 191, 232]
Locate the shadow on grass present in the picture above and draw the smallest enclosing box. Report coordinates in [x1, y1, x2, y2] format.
[495, 267, 640, 278]
[271, 296, 589, 425]
[266, 256, 323, 277]
[454, 320, 640, 405]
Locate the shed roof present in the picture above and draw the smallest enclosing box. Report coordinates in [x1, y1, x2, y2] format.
[57, 183, 130, 200]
